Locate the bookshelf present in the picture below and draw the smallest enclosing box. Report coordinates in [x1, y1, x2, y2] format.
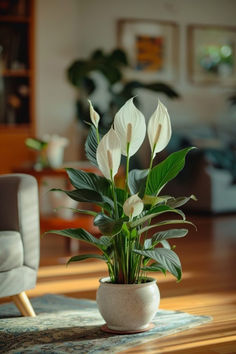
[0, 0, 35, 173]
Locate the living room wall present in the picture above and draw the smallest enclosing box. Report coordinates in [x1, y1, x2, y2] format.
[35, 0, 236, 160]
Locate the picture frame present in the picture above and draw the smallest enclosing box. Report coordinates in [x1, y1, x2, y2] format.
[117, 19, 179, 83]
[187, 24, 236, 86]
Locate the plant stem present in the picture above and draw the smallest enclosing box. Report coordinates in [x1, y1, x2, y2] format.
[125, 143, 130, 198]
[110, 171, 119, 220]
[96, 127, 100, 144]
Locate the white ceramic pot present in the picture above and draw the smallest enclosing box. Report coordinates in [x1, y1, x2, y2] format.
[96, 277, 160, 332]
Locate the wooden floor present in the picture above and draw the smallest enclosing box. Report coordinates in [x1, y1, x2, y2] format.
[2, 213, 236, 353]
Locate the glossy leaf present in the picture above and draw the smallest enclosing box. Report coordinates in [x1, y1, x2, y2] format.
[147, 147, 196, 196]
[51, 188, 103, 203]
[66, 168, 110, 196]
[152, 229, 188, 243]
[94, 213, 128, 236]
[128, 169, 148, 197]
[166, 195, 197, 208]
[46, 228, 107, 249]
[85, 126, 99, 167]
[67, 253, 105, 265]
[141, 262, 167, 275]
[138, 219, 196, 235]
[129, 205, 185, 229]
[133, 248, 182, 280]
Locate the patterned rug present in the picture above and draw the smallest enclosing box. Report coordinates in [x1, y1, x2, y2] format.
[0, 294, 212, 353]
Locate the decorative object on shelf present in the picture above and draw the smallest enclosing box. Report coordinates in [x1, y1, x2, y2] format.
[46, 97, 196, 333]
[117, 19, 179, 82]
[25, 135, 69, 170]
[67, 48, 179, 132]
[187, 24, 236, 86]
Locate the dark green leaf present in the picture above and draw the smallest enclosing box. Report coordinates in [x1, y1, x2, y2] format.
[94, 213, 128, 236]
[128, 169, 148, 197]
[138, 219, 196, 235]
[141, 262, 167, 274]
[115, 187, 127, 206]
[152, 229, 188, 243]
[46, 228, 104, 249]
[51, 188, 113, 212]
[66, 168, 110, 196]
[147, 147, 196, 196]
[129, 205, 185, 229]
[166, 195, 197, 208]
[51, 188, 103, 203]
[85, 126, 99, 167]
[67, 253, 105, 265]
[133, 248, 182, 280]
[54, 206, 97, 217]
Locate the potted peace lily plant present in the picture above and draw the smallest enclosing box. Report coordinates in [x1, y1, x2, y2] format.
[47, 97, 196, 333]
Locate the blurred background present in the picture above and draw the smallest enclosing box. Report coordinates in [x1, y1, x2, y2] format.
[0, 0, 236, 216]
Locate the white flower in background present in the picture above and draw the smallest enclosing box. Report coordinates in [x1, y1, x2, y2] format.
[123, 194, 144, 218]
[88, 100, 100, 128]
[96, 128, 121, 180]
[147, 99, 172, 158]
[114, 97, 146, 157]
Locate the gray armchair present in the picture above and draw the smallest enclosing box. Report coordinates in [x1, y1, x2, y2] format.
[0, 174, 40, 316]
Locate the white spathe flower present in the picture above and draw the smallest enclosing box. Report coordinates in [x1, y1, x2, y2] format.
[147, 99, 172, 157]
[96, 128, 121, 180]
[123, 194, 144, 218]
[88, 100, 100, 128]
[114, 97, 146, 157]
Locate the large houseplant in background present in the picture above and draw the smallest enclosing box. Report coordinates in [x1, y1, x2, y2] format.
[67, 48, 179, 132]
[47, 97, 196, 333]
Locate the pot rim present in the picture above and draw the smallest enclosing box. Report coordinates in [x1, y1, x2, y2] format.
[98, 276, 157, 288]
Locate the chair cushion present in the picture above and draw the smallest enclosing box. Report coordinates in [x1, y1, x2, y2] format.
[0, 231, 23, 271]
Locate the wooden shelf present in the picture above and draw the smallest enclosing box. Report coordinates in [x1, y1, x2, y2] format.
[0, 0, 35, 173]
[1, 69, 31, 77]
[0, 15, 30, 23]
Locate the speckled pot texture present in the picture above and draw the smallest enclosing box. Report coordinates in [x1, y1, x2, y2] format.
[96, 277, 160, 332]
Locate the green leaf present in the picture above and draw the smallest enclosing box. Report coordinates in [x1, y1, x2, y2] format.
[115, 187, 127, 207]
[144, 238, 153, 249]
[152, 229, 188, 243]
[67, 253, 105, 265]
[66, 168, 110, 196]
[129, 205, 185, 229]
[160, 240, 171, 249]
[51, 188, 113, 212]
[94, 213, 128, 236]
[134, 248, 182, 280]
[138, 219, 196, 235]
[54, 206, 97, 217]
[85, 126, 99, 167]
[141, 262, 167, 275]
[128, 169, 148, 197]
[46, 228, 105, 249]
[147, 147, 196, 196]
[166, 195, 197, 208]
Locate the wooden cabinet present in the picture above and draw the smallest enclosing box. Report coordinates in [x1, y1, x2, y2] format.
[0, 0, 35, 173]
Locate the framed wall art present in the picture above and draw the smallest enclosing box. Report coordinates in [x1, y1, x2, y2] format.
[117, 19, 179, 83]
[187, 24, 236, 86]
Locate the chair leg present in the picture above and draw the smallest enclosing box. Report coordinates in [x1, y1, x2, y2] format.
[12, 291, 36, 317]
